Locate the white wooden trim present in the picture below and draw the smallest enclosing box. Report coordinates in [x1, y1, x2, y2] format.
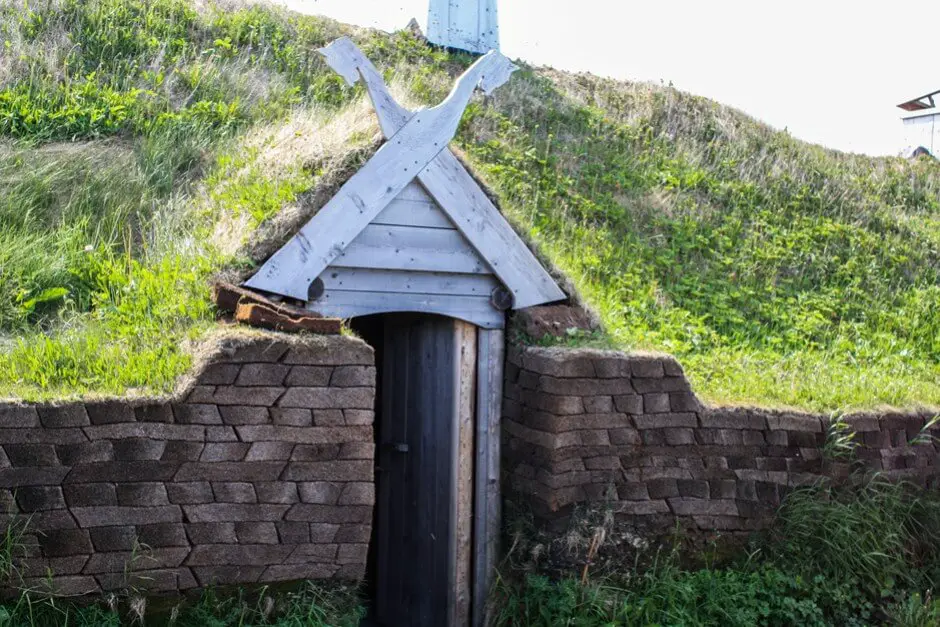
[314, 38, 565, 309]
[245, 49, 516, 301]
[373, 195, 456, 230]
[336, 224, 490, 274]
[453, 321, 477, 627]
[419, 152, 566, 308]
[397, 180, 434, 202]
[318, 37, 412, 138]
[311, 291, 505, 329]
[473, 328, 504, 627]
[321, 267, 498, 296]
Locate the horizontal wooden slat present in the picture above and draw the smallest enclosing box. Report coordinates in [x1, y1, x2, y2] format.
[244, 50, 510, 301]
[336, 224, 490, 274]
[321, 267, 498, 296]
[310, 290, 505, 329]
[396, 180, 433, 202]
[419, 151, 567, 308]
[372, 196, 455, 229]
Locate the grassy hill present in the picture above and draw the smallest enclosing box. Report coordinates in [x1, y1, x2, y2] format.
[1, 0, 938, 411]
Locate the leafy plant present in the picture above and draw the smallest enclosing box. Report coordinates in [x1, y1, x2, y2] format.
[0, 582, 363, 626]
[772, 477, 940, 599]
[496, 481, 940, 626]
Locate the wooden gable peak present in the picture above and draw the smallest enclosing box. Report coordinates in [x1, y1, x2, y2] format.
[243, 37, 564, 315]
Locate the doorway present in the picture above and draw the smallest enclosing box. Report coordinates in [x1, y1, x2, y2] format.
[353, 314, 476, 627]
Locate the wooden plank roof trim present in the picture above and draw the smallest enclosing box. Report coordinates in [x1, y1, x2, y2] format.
[243, 37, 565, 310]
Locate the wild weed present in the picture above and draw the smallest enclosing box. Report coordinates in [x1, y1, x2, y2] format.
[772, 477, 940, 599]
[889, 592, 940, 627]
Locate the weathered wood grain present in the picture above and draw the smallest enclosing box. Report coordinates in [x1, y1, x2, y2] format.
[318, 37, 412, 138]
[396, 180, 434, 202]
[311, 291, 505, 329]
[419, 151, 566, 308]
[313, 37, 565, 310]
[473, 328, 504, 627]
[428, 0, 500, 54]
[375, 315, 458, 625]
[320, 268, 498, 297]
[373, 191, 455, 230]
[453, 321, 477, 627]
[244, 48, 515, 301]
[334, 224, 489, 275]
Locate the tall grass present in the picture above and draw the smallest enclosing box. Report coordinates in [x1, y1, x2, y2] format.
[0, 582, 363, 626]
[457, 69, 940, 411]
[495, 479, 940, 626]
[0, 1, 380, 399]
[771, 477, 940, 597]
[0, 0, 938, 408]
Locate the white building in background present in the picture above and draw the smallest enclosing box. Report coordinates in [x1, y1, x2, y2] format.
[898, 89, 940, 157]
[427, 0, 499, 54]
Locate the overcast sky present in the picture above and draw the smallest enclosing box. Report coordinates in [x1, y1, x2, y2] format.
[280, 0, 937, 156]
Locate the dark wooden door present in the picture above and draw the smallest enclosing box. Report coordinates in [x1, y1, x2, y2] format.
[375, 314, 458, 626]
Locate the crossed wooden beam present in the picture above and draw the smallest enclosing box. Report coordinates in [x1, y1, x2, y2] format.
[244, 37, 564, 310]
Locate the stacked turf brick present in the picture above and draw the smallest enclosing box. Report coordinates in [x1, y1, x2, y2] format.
[0, 334, 375, 596]
[503, 346, 940, 536]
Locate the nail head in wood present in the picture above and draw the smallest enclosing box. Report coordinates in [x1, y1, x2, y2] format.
[308, 277, 325, 301]
[490, 286, 513, 311]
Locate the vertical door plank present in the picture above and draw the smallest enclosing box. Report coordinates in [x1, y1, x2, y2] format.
[453, 321, 477, 627]
[376, 318, 409, 622]
[473, 328, 505, 627]
[416, 316, 457, 625]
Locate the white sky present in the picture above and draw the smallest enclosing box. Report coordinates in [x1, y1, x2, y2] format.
[280, 0, 938, 156]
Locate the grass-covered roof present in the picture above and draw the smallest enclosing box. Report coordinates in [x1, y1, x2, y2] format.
[1, 0, 938, 411]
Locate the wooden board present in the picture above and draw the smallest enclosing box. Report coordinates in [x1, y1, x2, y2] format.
[396, 180, 436, 202]
[244, 49, 516, 301]
[418, 151, 566, 308]
[310, 38, 565, 310]
[453, 321, 477, 627]
[320, 267, 498, 297]
[373, 195, 455, 229]
[375, 315, 459, 627]
[311, 182, 505, 328]
[335, 224, 490, 275]
[311, 291, 505, 329]
[428, 0, 500, 54]
[473, 328, 504, 627]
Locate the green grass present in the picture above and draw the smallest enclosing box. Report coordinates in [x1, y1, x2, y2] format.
[456, 72, 940, 411]
[0, 0, 938, 410]
[0, 0, 408, 400]
[496, 478, 940, 626]
[0, 581, 363, 626]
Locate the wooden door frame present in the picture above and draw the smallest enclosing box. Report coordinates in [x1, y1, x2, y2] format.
[472, 328, 504, 627]
[451, 323, 506, 627]
[369, 316, 504, 627]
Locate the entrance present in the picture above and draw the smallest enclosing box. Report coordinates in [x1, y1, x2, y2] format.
[354, 314, 477, 627]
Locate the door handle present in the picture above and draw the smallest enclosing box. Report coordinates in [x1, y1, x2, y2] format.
[383, 442, 409, 453]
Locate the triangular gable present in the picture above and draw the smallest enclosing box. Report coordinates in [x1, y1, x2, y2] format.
[310, 181, 504, 328]
[243, 38, 564, 317]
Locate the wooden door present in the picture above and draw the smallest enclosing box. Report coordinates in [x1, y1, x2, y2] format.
[374, 315, 475, 627]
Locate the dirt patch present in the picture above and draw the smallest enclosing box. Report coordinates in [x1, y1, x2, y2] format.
[512, 304, 598, 341]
